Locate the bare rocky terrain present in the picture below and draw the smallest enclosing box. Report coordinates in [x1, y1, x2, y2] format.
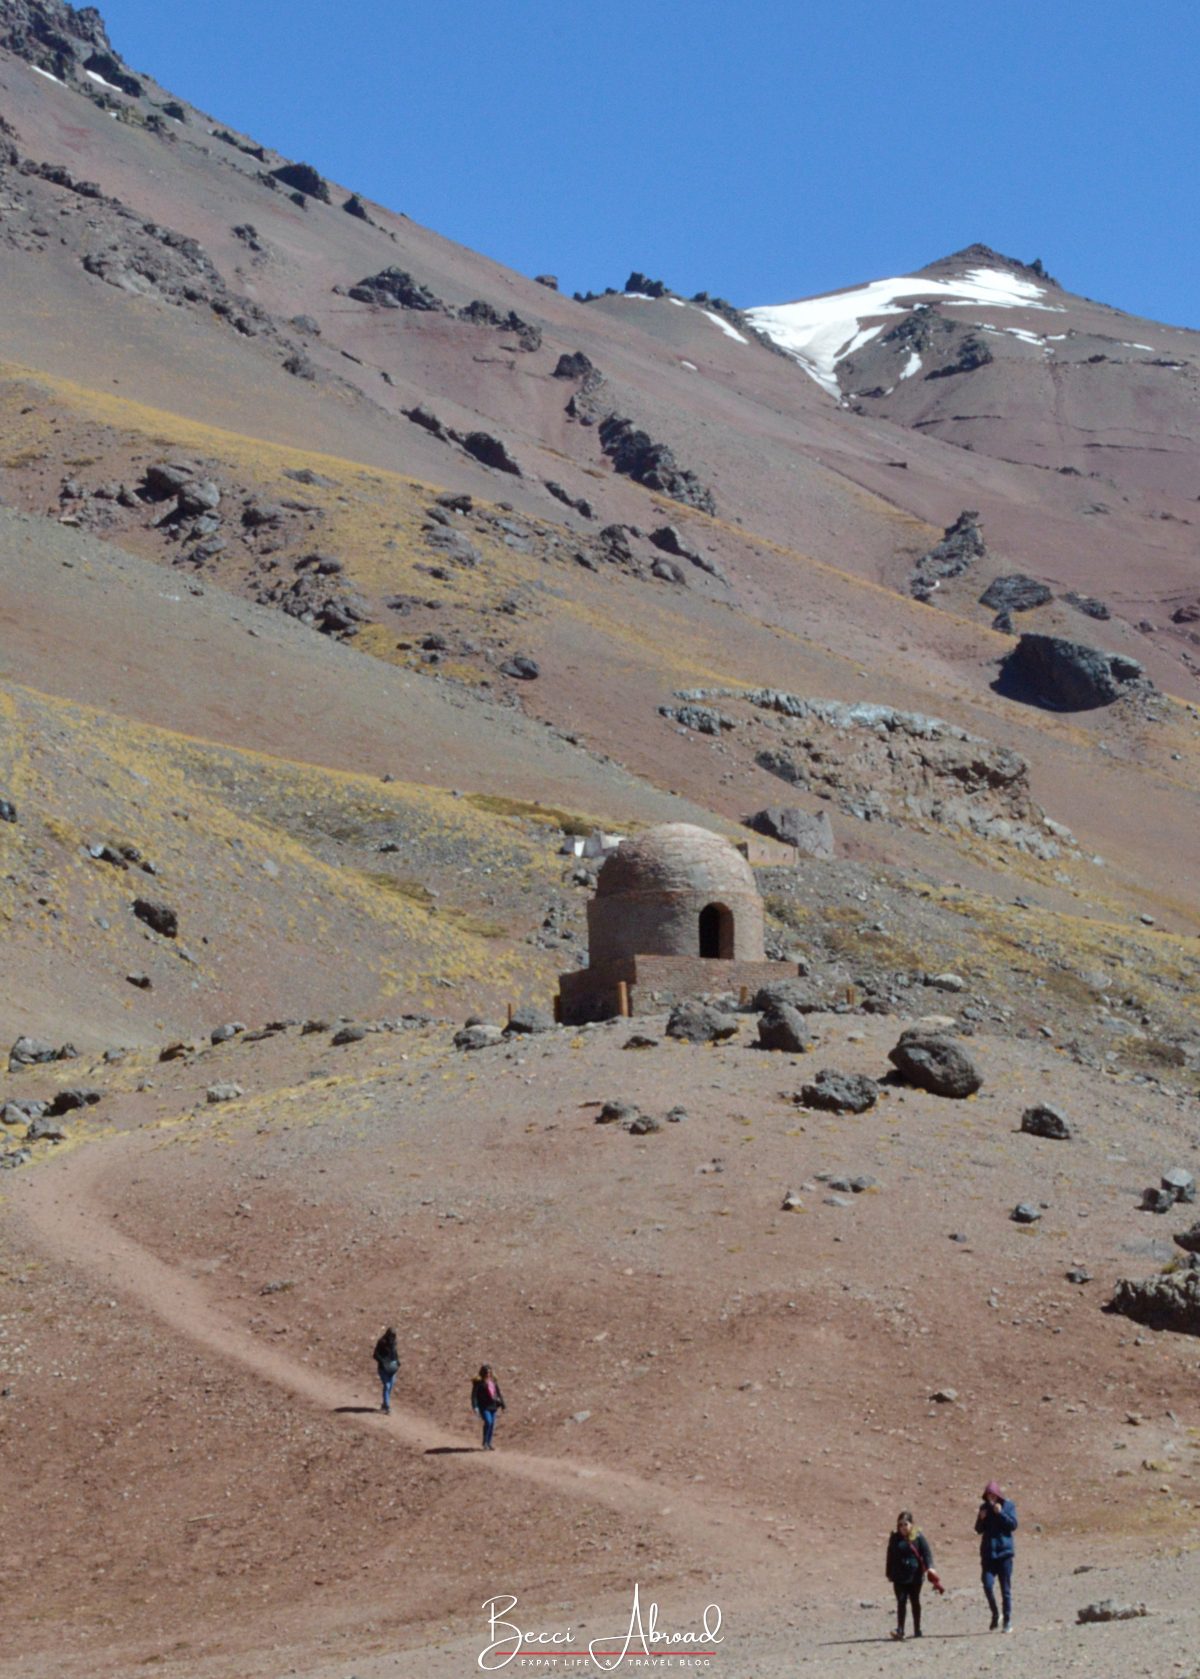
[0, 5, 1198, 1677]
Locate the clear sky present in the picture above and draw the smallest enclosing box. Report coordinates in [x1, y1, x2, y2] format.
[97, 0, 1199, 326]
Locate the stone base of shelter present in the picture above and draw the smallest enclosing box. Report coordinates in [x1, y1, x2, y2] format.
[557, 953, 798, 1025]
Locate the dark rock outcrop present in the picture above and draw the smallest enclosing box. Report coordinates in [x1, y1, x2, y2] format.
[271, 162, 331, 203]
[911, 511, 986, 600]
[458, 300, 541, 352]
[1109, 1269, 1200, 1336]
[888, 1030, 982, 1097]
[462, 431, 522, 475]
[597, 416, 716, 514]
[999, 634, 1146, 710]
[925, 332, 993, 379]
[980, 574, 1052, 613]
[348, 268, 443, 311]
[554, 350, 596, 380]
[1, 1, 123, 87]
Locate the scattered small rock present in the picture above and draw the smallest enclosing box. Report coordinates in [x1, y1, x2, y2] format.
[628, 1113, 661, 1135]
[1012, 1203, 1043, 1224]
[132, 898, 178, 938]
[211, 1022, 246, 1045]
[597, 1100, 639, 1126]
[499, 656, 540, 680]
[1021, 1104, 1074, 1140]
[453, 1023, 503, 1051]
[1077, 1600, 1148, 1624]
[206, 1082, 243, 1104]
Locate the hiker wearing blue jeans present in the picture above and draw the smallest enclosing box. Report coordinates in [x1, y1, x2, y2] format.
[976, 1480, 1018, 1632]
[471, 1364, 506, 1450]
[374, 1327, 400, 1414]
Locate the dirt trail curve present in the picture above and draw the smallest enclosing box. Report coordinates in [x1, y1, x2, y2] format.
[14, 1133, 785, 1578]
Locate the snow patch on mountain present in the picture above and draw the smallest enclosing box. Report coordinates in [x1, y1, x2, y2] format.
[747, 267, 1060, 395]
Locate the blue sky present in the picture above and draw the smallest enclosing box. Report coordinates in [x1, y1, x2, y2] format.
[98, 0, 1199, 326]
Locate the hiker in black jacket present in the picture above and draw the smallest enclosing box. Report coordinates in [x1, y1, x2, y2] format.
[374, 1327, 399, 1414]
[885, 1511, 933, 1640]
[470, 1364, 505, 1450]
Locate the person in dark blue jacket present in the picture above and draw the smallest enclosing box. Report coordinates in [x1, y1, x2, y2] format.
[975, 1480, 1018, 1632]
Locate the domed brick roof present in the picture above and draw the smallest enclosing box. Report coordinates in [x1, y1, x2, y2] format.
[595, 823, 757, 901]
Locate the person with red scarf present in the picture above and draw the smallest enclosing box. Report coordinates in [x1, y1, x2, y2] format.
[885, 1511, 938, 1640]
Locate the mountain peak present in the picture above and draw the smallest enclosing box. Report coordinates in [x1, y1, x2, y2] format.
[918, 243, 1058, 288]
[0, 0, 139, 92]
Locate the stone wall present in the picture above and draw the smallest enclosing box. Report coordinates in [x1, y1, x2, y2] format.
[559, 954, 794, 1024]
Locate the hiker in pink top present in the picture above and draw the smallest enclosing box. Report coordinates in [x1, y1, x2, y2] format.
[470, 1363, 506, 1450]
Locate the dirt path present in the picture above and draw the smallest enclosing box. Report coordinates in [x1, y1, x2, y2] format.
[16, 1132, 785, 1579]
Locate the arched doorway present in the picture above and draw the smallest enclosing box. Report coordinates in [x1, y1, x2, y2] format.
[699, 902, 734, 959]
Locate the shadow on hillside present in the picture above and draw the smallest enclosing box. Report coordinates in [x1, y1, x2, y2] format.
[333, 1405, 382, 1415]
[425, 1445, 478, 1455]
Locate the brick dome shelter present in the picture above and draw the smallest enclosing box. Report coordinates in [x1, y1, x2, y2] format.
[589, 823, 765, 965]
[558, 823, 787, 1023]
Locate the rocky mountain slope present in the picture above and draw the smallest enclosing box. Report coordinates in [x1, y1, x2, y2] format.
[1, 6, 1198, 1678]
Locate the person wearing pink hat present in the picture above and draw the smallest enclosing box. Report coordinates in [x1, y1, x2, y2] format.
[975, 1480, 1018, 1632]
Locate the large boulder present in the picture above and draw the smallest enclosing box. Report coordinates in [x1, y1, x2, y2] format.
[756, 1003, 810, 1054]
[797, 1070, 879, 1114]
[744, 806, 834, 858]
[1109, 1269, 1200, 1336]
[888, 1030, 982, 1097]
[999, 634, 1145, 710]
[1173, 1222, 1200, 1255]
[666, 1002, 739, 1044]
